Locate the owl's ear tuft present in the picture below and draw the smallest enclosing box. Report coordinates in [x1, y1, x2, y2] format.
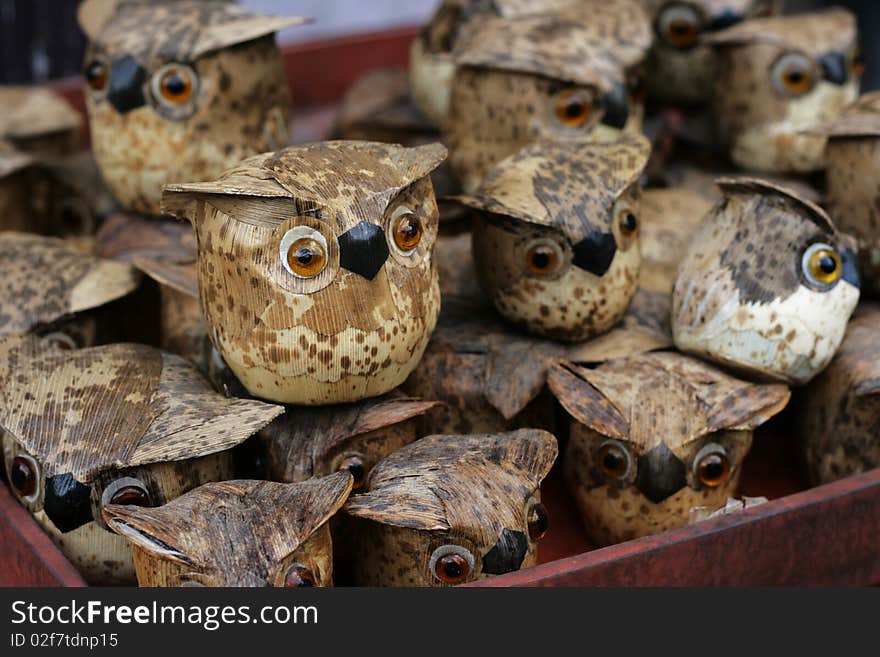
[388, 143, 448, 184]
[77, 0, 120, 40]
[706, 383, 791, 431]
[192, 14, 311, 60]
[160, 187, 200, 224]
[102, 505, 195, 568]
[547, 363, 629, 439]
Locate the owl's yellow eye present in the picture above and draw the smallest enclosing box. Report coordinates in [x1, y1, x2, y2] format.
[772, 53, 815, 97]
[429, 545, 474, 585]
[151, 64, 198, 108]
[554, 89, 594, 128]
[392, 211, 423, 253]
[286, 238, 327, 278]
[526, 499, 549, 541]
[10, 455, 38, 500]
[524, 239, 564, 276]
[337, 454, 368, 490]
[597, 441, 632, 481]
[658, 4, 701, 49]
[694, 445, 731, 488]
[802, 242, 842, 288]
[84, 60, 108, 92]
[618, 210, 639, 238]
[283, 564, 316, 587]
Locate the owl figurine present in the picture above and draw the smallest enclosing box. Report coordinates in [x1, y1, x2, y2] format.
[798, 304, 880, 486]
[103, 473, 352, 587]
[162, 141, 446, 405]
[672, 178, 861, 385]
[548, 353, 790, 545]
[639, 0, 777, 106]
[451, 135, 650, 341]
[342, 430, 557, 586]
[77, 0, 306, 215]
[445, 3, 651, 192]
[706, 9, 862, 173]
[0, 232, 141, 349]
[822, 92, 880, 297]
[0, 341, 283, 584]
[0, 86, 82, 157]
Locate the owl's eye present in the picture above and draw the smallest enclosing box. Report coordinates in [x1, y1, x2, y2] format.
[802, 242, 843, 289]
[771, 53, 815, 97]
[84, 59, 109, 93]
[102, 477, 152, 509]
[658, 4, 701, 49]
[618, 210, 639, 239]
[693, 444, 731, 488]
[554, 89, 594, 128]
[280, 227, 329, 279]
[151, 64, 198, 107]
[429, 545, 475, 585]
[391, 207, 423, 254]
[42, 332, 78, 351]
[524, 239, 564, 276]
[597, 440, 632, 481]
[851, 50, 866, 78]
[526, 497, 549, 541]
[10, 454, 39, 502]
[337, 454, 368, 490]
[283, 564, 316, 588]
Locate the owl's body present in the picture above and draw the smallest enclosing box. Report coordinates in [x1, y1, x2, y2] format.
[78, 0, 304, 215]
[640, 0, 776, 106]
[549, 353, 789, 545]
[0, 341, 282, 584]
[445, 3, 651, 192]
[453, 136, 650, 341]
[672, 178, 860, 385]
[822, 93, 880, 297]
[799, 304, 880, 486]
[162, 141, 446, 406]
[104, 473, 352, 587]
[707, 9, 861, 173]
[343, 430, 557, 586]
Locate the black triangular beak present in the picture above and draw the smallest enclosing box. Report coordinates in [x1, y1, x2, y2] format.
[572, 231, 617, 277]
[44, 473, 94, 533]
[819, 51, 849, 86]
[107, 55, 147, 114]
[338, 221, 390, 280]
[481, 528, 528, 574]
[635, 443, 687, 504]
[707, 10, 743, 32]
[601, 83, 629, 129]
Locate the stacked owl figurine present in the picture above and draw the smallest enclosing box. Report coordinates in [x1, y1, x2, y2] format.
[0, 0, 878, 589]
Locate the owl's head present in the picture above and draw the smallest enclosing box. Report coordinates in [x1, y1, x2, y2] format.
[103, 473, 352, 587]
[706, 9, 861, 173]
[445, 4, 651, 192]
[343, 430, 557, 586]
[0, 86, 82, 157]
[673, 178, 860, 385]
[452, 135, 650, 341]
[77, 0, 306, 215]
[162, 140, 446, 406]
[640, 0, 777, 105]
[0, 232, 141, 349]
[1, 341, 283, 584]
[549, 353, 790, 545]
[258, 395, 441, 487]
[799, 304, 880, 486]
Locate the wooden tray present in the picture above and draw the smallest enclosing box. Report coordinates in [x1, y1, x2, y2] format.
[1, 27, 878, 588]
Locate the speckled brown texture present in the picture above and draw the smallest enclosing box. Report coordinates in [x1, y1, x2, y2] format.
[343, 430, 557, 586]
[80, 0, 304, 215]
[163, 141, 446, 405]
[822, 93, 880, 297]
[672, 178, 861, 385]
[0, 87, 81, 157]
[549, 353, 789, 545]
[452, 136, 649, 341]
[798, 303, 880, 485]
[707, 9, 860, 173]
[103, 473, 352, 587]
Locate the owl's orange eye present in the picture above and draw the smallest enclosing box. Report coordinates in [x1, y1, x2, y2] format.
[283, 565, 316, 587]
[10, 455, 38, 500]
[694, 445, 731, 488]
[286, 238, 327, 278]
[772, 53, 815, 97]
[150, 64, 198, 110]
[84, 60, 108, 92]
[338, 454, 368, 490]
[526, 499, 549, 541]
[524, 239, 564, 276]
[429, 545, 474, 585]
[618, 210, 639, 238]
[554, 89, 594, 128]
[109, 484, 151, 507]
[851, 51, 866, 77]
[658, 4, 701, 49]
[802, 242, 842, 288]
[597, 441, 632, 481]
[392, 211, 423, 253]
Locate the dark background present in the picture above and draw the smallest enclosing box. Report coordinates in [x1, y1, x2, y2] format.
[0, 0, 878, 88]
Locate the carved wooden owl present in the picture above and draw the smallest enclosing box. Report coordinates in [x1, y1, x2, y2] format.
[706, 9, 862, 173]
[103, 473, 352, 587]
[0, 232, 141, 349]
[548, 353, 790, 545]
[798, 304, 880, 486]
[77, 0, 305, 215]
[640, 0, 777, 105]
[672, 178, 860, 385]
[162, 141, 446, 406]
[452, 135, 650, 341]
[822, 92, 880, 297]
[0, 86, 81, 158]
[445, 3, 651, 192]
[343, 430, 557, 586]
[0, 341, 283, 584]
